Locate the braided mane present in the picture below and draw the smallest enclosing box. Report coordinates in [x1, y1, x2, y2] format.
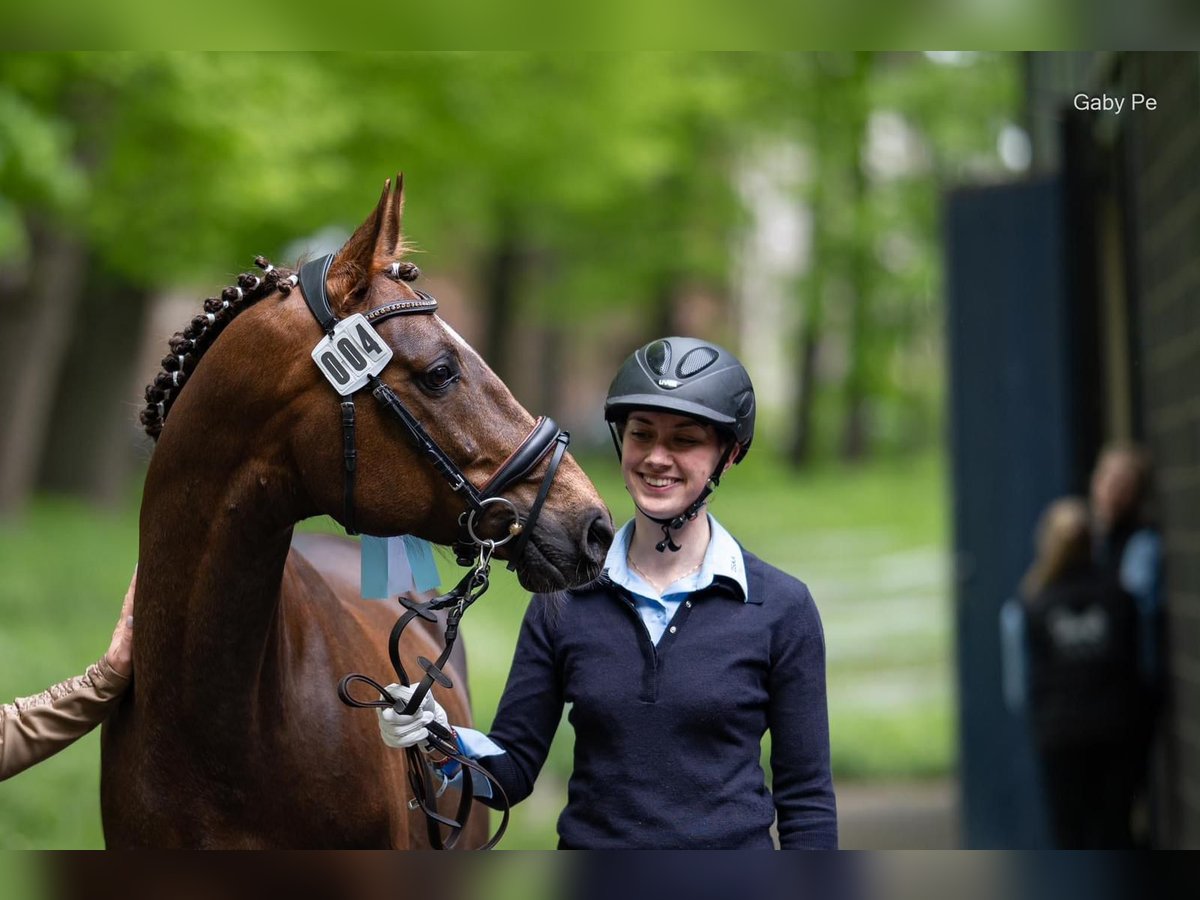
[140, 257, 297, 440]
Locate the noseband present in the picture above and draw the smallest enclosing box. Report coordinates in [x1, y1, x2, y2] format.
[297, 254, 570, 849]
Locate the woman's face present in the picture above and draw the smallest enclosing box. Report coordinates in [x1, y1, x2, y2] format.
[1090, 450, 1141, 527]
[620, 410, 728, 519]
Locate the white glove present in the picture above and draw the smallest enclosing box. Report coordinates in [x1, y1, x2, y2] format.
[376, 683, 451, 751]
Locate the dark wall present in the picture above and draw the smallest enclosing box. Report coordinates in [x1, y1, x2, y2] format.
[1118, 52, 1200, 848]
[945, 176, 1086, 847]
[1023, 49, 1200, 848]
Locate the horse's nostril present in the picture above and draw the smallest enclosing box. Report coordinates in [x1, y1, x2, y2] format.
[585, 510, 614, 562]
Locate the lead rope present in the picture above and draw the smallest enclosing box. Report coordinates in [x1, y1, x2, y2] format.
[338, 542, 510, 850]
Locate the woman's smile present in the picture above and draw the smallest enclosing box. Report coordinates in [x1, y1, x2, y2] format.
[638, 473, 682, 491]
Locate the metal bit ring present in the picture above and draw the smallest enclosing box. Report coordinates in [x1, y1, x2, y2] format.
[465, 496, 522, 547]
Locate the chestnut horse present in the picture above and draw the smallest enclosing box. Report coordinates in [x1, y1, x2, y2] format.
[100, 178, 612, 848]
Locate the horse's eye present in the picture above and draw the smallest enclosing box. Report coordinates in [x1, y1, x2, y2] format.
[423, 364, 459, 392]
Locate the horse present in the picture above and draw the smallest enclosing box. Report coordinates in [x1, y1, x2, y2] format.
[99, 177, 613, 848]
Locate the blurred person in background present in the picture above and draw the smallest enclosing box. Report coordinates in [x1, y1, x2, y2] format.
[1090, 443, 1164, 697]
[1, 570, 135, 781]
[1021, 498, 1142, 848]
[1090, 442, 1164, 844]
[378, 337, 837, 849]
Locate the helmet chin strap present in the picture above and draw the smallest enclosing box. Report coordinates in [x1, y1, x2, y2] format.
[630, 444, 736, 553]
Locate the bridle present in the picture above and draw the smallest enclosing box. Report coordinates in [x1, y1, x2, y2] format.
[295, 253, 569, 848]
[296, 253, 569, 563]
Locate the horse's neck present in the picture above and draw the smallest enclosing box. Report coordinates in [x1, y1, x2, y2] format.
[135, 417, 307, 730]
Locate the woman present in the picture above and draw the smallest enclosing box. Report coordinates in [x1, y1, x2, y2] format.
[1, 569, 135, 780]
[1021, 497, 1141, 848]
[1089, 443, 1162, 689]
[379, 337, 837, 849]
[1088, 442, 1163, 846]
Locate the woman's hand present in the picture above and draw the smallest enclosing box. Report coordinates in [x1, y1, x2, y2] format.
[105, 566, 137, 678]
[377, 683, 451, 751]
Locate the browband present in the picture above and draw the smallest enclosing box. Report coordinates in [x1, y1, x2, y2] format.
[367, 294, 439, 321]
[301, 253, 438, 332]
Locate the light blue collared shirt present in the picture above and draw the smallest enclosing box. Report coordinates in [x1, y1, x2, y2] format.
[1120, 528, 1163, 685]
[605, 514, 749, 644]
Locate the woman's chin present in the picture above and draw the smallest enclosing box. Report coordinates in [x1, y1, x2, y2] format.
[632, 494, 685, 520]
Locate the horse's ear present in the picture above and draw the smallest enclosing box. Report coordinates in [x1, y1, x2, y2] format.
[327, 177, 400, 302]
[378, 172, 405, 259]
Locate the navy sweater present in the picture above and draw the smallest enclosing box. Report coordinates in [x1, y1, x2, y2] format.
[477, 549, 838, 849]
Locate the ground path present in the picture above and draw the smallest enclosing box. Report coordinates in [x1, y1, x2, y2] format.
[837, 777, 958, 848]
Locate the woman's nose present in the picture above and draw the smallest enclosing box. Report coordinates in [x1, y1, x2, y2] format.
[644, 440, 672, 465]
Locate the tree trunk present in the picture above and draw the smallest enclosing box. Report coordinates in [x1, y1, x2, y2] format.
[839, 53, 874, 464]
[653, 272, 678, 338]
[0, 216, 89, 519]
[788, 59, 830, 468]
[482, 207, 522, 384]
[839, 160, 871, 462]
[38, 262, 152, 507]
[789, 328, 821, 465]
[536, 322, 566, 423]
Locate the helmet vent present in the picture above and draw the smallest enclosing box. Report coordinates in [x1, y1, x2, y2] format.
[677, 346, 719, 378]
[645, 340, 671, 376]
[735, 390, 755, 419]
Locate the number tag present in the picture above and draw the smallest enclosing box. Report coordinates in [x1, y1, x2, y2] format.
[310, 314, 393, 395]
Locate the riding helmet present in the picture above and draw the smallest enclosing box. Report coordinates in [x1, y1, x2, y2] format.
[604, 336, 755, 462]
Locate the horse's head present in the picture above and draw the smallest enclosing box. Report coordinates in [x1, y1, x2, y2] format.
[143, 177, 611, 592]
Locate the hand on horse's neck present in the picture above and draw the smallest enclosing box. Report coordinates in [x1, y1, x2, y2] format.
[628, 509, 710, 588]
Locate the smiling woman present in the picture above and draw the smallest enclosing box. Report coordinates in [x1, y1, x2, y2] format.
[378, 336, 839, 849]
[621, 412, 725, 538]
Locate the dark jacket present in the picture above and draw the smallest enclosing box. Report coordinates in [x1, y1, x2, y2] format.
[476, 549, 837, 849]
[1025, 563, 1140, 750]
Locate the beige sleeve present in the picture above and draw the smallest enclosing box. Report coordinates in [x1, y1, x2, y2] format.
[0, 657, 131, 781]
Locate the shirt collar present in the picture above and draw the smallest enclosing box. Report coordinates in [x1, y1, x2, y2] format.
[603, 514, 749, 603]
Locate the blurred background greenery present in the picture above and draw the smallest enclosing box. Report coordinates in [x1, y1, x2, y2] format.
[0, 51, 1022, 847]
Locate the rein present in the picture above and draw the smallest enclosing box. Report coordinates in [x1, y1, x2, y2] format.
[337, 542, 510, 849]
[296, 254, 568, 849]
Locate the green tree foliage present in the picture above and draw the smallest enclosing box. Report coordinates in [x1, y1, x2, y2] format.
[767, 52, 1020, 464]
[858, 52, 1020, 458]
[0, 52, 1020, 512]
